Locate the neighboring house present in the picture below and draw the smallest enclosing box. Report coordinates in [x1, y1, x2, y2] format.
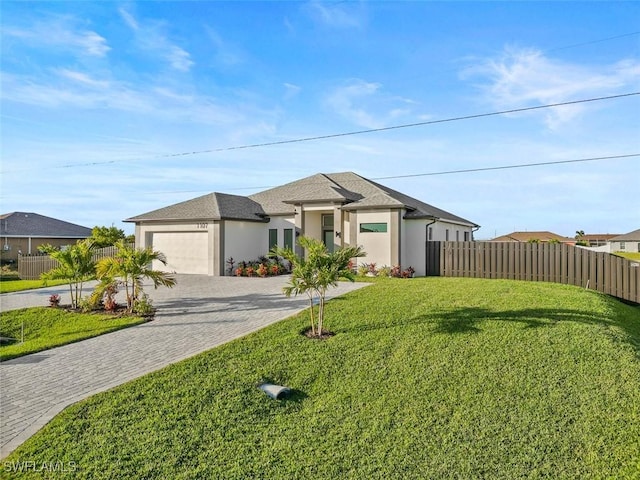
[608, 229, 640, 253]
[490, 231, 575, 244]
[125, 172, 479, 277]
[578, 233, 620, 247]
[0, 212, 92, 262]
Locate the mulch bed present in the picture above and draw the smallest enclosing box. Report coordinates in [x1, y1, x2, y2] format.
[302, 327, 335, 340]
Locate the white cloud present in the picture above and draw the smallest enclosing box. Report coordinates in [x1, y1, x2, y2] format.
[55, 69, 110, 89]
[167, 45, 194, 72]
[204, 26, 244, 67]
[118, 7, 139, 31]
[3, 19, 110, 57]
[283, 83, 302, 99]
[118, 8, 194, 72]
[325, 79, 422, 129]
[306, 1, 363, 28]
[462, 47, 640, 129]
[0, 71, 247, 125]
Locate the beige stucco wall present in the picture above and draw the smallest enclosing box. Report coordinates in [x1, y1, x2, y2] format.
[354, 210, 393, 267]
[136, 221, 215, 275]
[303, 211, 323, 242]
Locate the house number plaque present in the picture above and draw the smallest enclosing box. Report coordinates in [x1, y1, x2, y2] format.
[196, 223, 208, 229]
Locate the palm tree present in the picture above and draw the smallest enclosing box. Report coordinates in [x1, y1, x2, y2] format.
[272, 236, 365, 337]
[95, 241, 176, 313]
[41, 240, 96, 308]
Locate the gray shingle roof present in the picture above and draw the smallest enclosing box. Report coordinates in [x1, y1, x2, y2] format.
[0, 212, 92, 237]
[609, 228, 640, 241]
[125, 172, 478, 227]
[248, 172, 477, 225]
[125, 193, 267, 222]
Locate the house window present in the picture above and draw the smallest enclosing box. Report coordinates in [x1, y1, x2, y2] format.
[464, 231, 470, 241]
[322, 214, 334, 228]
[620, 241, 626, 250]
[445, 229, 449, 241]
[456, 231, 460, 242]
[284, 229, 293, 250]
[428, 227, 433, 241]
[268, 229, 278, 250]
[360, 223, 387, 233]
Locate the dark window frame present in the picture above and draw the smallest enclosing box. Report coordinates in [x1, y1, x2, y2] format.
[359, 222, 388, 233]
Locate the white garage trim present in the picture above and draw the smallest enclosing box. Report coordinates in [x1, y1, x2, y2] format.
[151, 231, 210, 275]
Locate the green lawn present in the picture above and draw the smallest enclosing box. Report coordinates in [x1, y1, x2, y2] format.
[614, 251, 640, 261]
[0, 278, 68, 293]
[0, 308, 146, 361]
[2, 278, 640, 479]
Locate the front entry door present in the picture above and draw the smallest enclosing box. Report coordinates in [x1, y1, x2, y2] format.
[322, 213, 335, 253]
[323, 229, 335, 253]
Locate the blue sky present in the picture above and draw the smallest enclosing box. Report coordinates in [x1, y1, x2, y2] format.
[1, 1, 639, 238]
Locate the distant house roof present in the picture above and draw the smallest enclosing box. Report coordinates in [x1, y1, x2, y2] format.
[609, 229, 640, 242]
[126, 172, 478, 227]
[490, 231, 574, 243]
[125, 192, 268, 223]
[0, 212, 92, 238]
[580, 234, 620, 242]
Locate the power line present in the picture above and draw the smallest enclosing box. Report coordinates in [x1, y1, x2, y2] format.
[546, 31, 640, 53]
[160, 92, 640, 158]
[3, 91, 636, 174]
[135, 153, 639, 196]
[371, 154, 640, 180]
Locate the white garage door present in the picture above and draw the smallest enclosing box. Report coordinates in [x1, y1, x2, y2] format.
[151, 232, 209, 275]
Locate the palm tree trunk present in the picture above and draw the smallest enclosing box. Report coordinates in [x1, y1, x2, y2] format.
[125, 280, 133, 312]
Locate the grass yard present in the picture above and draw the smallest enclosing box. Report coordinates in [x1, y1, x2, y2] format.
[2, 278, 640, 479]
[0, 308, 146, 361]
[614, 251, 640, 261]
[0, 278, 68, 294]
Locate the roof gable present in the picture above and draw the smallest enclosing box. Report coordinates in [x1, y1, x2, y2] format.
[0, 212, 92, 237]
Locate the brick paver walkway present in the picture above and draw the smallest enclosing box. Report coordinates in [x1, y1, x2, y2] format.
[0, 275, 368, 458]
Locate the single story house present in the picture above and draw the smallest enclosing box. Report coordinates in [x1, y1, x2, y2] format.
[0, 212, 92, 262]
[490, 231, 575, 244]
[578, 233, 620, 247]
[125, 172, 479, 276]
[608, 229, 640, 253]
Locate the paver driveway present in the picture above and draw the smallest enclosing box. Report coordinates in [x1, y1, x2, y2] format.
[0, 275, 368, 458]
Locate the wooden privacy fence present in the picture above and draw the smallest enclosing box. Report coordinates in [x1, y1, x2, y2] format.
[17, 245, 123, 280]
[426, 241, 640, 304]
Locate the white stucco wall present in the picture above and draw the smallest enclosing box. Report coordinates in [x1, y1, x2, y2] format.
[610, 241, 640, 253]
[224, 222, 270, 265]
[403, 219, 475, 276]
[403, 220, 429, 276]
[265, 216, 296, 248]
